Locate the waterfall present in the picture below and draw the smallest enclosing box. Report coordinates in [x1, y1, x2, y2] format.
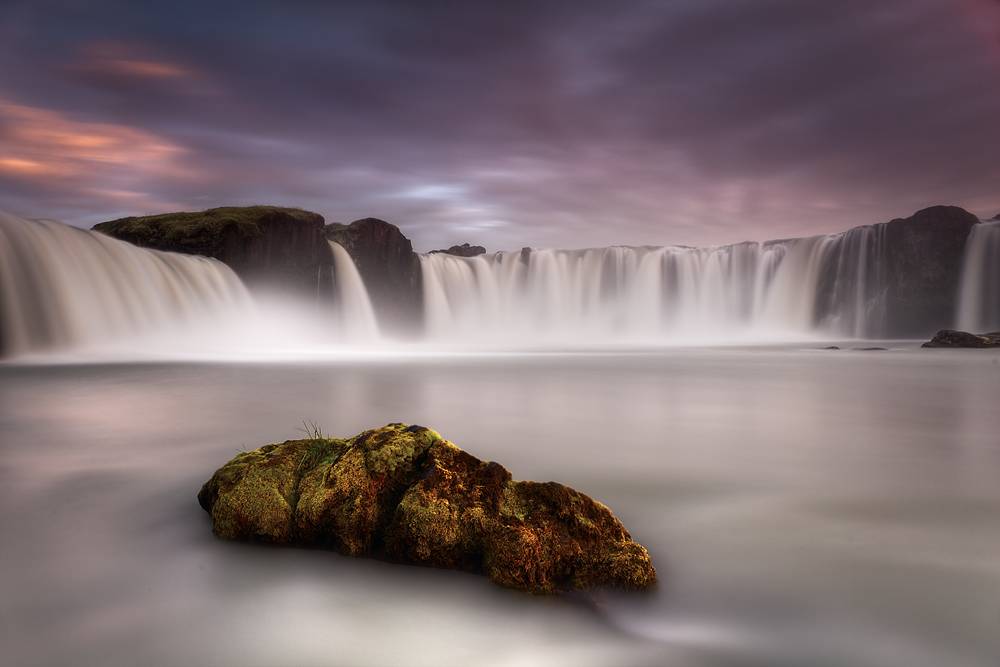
[329, 242, 380, 340]
[957, 221, 1000, 332]
[0, 212, 253, 357]
[420, 226, 894, 343]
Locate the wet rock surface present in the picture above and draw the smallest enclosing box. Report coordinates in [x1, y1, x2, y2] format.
[922, 329, 1000, 348]
[198, 423, 656, 593]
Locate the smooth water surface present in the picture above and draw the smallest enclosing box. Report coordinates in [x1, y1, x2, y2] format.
[2, 347, 999, 666]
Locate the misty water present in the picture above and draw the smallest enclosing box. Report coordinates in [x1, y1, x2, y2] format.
[3, 347, 1000, 667]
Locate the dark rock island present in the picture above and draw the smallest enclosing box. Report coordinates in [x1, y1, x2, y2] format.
[430, 243, 487, 257]
[877, 206, 979, 336]
[94, 206, 330, 293]
[94, 208, 424, 333]
[198, 423, 656, 594]
[922, 329, 1000, 348]
[324, 218, 422, 333]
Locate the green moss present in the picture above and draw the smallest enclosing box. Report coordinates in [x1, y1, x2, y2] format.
[93, 205, 322, 255]
[355, 423, 438, 475]
[199, 423, 656, 594]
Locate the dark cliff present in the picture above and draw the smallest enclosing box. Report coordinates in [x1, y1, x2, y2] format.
[880, 206, 978, 336]
[93, 206, 332, 294]
[812, 205, 978, 337]
[324, 218, 422, 334]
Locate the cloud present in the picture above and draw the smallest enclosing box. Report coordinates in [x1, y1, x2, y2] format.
[72, 41, 191, 80]
[0, 0, 998, 248]
[0, 99, 191, 215]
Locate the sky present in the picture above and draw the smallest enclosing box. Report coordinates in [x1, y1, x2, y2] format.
[1, 0, 999, 252]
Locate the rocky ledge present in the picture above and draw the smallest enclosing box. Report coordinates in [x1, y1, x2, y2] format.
[94, 206, 330, 293]
[922, 329, 1000, 348]
[198, 423, 656, 594]
[324, 218, 422, 333]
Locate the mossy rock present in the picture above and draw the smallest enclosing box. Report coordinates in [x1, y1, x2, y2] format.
[94, 206, 323, 258]
[198, 423, 656, 594]
[93, 206, 331, 293]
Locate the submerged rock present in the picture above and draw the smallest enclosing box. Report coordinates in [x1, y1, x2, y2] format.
[198, 424, 656, 593]
[922, 329, 1000, 348]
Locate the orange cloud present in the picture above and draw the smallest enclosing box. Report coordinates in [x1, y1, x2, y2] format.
[0, 157, 47, 174]
[0, 99, 195, 214]
[0, 100, 184, 176]
[73, 41, 193, 81]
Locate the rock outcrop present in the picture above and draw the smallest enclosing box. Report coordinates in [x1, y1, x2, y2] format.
[878, 206, 979, 336]
[813, 205, 979, 337]
[94, 206, 331, 294]
[198, 423, 656, 594]
[324, 219, 422, 333]
[430, 243, 486, 257]
[922, 329, 1000, 348]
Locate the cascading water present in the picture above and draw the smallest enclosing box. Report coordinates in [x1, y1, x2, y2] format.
[5, 211, 994, 355]
[329, 241, 379, 340]
[0, 212, 253, 357]
[420, 225, 893, 343]
[957, 221, 1000, 332]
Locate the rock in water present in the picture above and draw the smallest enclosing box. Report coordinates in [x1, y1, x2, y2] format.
[922, 329, 1000, 348]
[198, 424, 656, 593]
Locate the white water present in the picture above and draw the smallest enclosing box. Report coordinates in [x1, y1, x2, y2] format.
[329, 241, 380, 341]
[957, 221, 1000, 332]
[420, 225, 889, 343]
[0, 214, 386, 359]
[0, 212, 253, 357]
[5, 212, 998, 358]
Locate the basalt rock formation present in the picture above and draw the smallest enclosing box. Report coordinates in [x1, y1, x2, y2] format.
[324, 219, 422, 333]
[922, 329, 1000, 348]
[430, 243, 487, 257]
[878, 206, 979, 336]
[811, 205, 978, 337]
[198, 423, 656, 594]
[93, 206, 332, 294]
